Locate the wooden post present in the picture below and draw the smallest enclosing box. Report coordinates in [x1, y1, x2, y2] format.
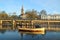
[22, 23, 25, 28]
[22, 23, 23, 28]
[27, 23, 28, 28]
[0, 20, 2, 29]
[32, 21, 33, 28]
[48, 21, 50, 30]
[13, 20, 15, 30]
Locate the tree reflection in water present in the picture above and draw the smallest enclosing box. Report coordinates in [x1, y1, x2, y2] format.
[0, 29, 6, 34]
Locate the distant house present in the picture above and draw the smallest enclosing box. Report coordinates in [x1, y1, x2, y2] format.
[41, 13, 60, 20]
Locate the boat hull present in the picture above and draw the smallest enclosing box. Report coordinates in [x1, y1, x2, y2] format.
[18, 28, 45, 34]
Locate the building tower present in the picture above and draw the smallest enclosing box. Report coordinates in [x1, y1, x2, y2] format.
[20, 5, 26, 19]
[21, 5, 24, 16]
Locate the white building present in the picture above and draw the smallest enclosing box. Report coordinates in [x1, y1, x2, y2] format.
[41, 14, 60, 20]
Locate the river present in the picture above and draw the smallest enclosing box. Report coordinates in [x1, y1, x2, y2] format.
[0, 30, 60, 40]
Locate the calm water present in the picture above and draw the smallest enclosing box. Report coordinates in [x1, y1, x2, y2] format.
[0, 30, 60, 40]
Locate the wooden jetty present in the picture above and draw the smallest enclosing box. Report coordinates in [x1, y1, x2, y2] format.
[0, 20, 60, 31]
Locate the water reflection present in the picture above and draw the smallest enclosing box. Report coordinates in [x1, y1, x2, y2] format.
[0, 30, 60, 40]
[0, 29, 6, 34]
[20, 32, 23, 40]
[19, 31, 60, 40]
[18, 31, 46, 40]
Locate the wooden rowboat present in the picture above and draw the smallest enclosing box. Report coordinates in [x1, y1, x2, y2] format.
[18, 28, 45, 34]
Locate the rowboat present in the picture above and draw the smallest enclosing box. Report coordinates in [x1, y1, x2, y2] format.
[18, 28, 45, 34]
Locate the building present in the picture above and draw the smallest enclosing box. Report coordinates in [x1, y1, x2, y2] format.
[41, 13, 60, 20]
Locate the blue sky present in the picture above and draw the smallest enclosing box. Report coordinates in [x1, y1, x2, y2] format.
[0, 0, 60, 15]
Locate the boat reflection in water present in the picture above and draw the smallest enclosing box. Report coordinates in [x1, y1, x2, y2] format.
[18, 31, 46, 40]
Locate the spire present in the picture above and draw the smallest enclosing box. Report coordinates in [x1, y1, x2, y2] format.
[21, 5, 24, 15]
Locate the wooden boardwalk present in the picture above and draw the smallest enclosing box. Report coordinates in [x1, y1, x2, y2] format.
[0, 20, 60, 31]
